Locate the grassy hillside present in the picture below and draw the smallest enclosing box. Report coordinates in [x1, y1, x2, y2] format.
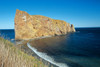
[0, 37, 50, 67]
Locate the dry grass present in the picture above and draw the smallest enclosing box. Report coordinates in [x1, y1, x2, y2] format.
[0, 37, 49, 67]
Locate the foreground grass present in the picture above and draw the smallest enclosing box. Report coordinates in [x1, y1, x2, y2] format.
[0, 37, 49, 67]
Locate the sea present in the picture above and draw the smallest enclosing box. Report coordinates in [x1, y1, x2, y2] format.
[0, 28, 100, 67]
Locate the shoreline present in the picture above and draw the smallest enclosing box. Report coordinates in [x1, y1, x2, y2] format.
[15, 33, 75, 67]
[27, 42, 68, 67]
[15, 36, 57, 67]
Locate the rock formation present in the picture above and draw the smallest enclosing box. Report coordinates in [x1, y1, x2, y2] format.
[14, 9, 75, 40]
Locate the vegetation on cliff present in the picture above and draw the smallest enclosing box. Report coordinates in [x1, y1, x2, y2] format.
[0, 37, 49, 67]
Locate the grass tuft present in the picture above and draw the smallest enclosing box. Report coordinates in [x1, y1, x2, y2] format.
[0, 37, 49, 67]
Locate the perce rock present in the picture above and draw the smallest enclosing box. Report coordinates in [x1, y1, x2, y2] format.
[14, 9, 75, 40]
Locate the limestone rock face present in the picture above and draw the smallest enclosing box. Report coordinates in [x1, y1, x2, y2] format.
[14, 9, 75, 40]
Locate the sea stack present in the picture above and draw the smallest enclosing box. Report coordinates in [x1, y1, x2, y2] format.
[14, 9, 75, 40]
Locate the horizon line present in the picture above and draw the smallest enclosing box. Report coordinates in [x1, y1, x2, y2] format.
[0, 27, 100, 29]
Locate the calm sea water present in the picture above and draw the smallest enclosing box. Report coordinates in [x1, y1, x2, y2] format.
[0, 28, 100, 67]
[0, 29, 15, 42]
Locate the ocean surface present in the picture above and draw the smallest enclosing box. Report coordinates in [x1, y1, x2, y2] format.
[0, 28, 100, 67]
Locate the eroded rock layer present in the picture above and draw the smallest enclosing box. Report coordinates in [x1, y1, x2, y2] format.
[14, 9, 75, 40]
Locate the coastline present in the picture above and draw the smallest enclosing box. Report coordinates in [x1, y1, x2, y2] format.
[15, 36, 57, 67]
[15, 34, 72, 67]
[15, 33, 75, 67]
[27, 43, 68, 67]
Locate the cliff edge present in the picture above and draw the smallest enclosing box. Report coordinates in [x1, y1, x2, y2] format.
[14, 9, 75, 40]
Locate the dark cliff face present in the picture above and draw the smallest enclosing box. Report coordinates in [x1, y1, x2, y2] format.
[14, 9, 75, 40]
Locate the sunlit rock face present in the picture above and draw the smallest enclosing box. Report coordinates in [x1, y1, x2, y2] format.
[14, 9, 75, 40]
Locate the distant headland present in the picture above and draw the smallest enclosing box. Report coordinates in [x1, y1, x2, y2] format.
[14, 9, 75, 40]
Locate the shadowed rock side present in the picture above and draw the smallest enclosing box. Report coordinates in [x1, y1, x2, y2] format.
[14, 9, 75, 40]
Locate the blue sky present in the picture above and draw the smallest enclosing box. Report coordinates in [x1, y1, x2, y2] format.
[0, 0, 100, 29]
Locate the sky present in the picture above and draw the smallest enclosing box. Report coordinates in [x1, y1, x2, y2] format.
[0, 0, 100, 29]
